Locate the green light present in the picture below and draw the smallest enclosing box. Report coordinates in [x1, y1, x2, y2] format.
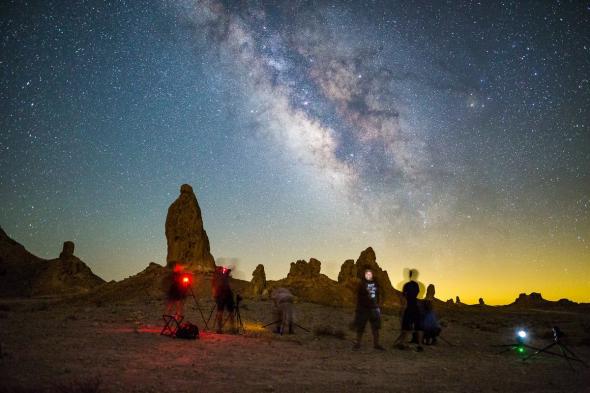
[518, 347, 525, 353]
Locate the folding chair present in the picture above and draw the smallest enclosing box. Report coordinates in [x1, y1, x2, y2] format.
[160, 314, 184, 337]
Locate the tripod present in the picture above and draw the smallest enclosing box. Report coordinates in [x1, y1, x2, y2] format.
[222, 294, 245, 334]
[188, 287, 211, 331]
[262, 319, 310, 334]
[523, 327, 588, 371]
[207, 293, 245, 334]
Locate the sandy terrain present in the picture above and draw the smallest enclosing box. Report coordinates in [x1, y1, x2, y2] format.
[1, 297, 589, 393]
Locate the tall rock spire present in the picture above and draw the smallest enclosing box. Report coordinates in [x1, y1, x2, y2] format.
[165, 184, 216, 272]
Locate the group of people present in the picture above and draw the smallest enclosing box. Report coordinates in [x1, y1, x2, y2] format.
[164, 263, 294, 335]
[164, 264, 237, 334]
[353, 268, 441, 351]
[164, 263, 441, 349]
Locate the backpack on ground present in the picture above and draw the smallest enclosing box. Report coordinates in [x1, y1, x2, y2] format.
[175, 322, 199, 339]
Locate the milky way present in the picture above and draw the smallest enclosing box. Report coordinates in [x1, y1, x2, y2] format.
[1, 0, 589, 303]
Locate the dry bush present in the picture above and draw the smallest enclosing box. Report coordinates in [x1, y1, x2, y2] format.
[313, 324, 346, 340]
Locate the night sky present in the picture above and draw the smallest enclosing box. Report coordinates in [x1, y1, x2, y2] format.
[1, 0, 589, 304]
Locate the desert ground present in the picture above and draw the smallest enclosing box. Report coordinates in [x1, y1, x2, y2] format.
[1, 297, 589, 393]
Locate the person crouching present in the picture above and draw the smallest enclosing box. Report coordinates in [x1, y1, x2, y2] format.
[271, 287, 295, 334]
[352, 269, 384, 351]
[422, 300, 441, 345]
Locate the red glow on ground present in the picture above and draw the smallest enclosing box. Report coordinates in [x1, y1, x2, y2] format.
[104, 326, 228, 341]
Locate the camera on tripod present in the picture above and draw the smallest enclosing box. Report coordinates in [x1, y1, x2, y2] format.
[552, 326, 564, 341]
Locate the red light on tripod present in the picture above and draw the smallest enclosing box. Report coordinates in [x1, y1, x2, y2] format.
[181, 274, 191, 286]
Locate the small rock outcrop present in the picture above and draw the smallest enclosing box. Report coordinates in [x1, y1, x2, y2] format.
[478, 297, 485, 305]
[337, 259, 356, 283]
[287, 258, 321, 279]
[251, 264, 267, 296]
[32, 241, 105, 296]
[270, 257, 351, 307]
[165, 184, 216, 272]
[59, 241, 75, 259]
[510, 292, 577, 308]
[512, 292, 549, 307]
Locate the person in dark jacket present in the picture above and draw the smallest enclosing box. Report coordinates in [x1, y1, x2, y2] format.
[394, 269, 424, 351]
[212, 266, 235, 334]
[163, 264, 189, 319]
[352, 269, 385, 350]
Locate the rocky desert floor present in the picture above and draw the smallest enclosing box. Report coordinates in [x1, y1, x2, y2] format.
[1, 297, 589, 393]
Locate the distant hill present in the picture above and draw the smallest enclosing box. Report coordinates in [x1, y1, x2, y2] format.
[0, 227, 105, 297]
[508, 292, 578, 309]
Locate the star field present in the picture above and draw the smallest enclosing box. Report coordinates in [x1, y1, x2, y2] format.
[1, 0, 589, 304]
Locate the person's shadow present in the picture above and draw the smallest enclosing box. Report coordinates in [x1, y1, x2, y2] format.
[395, 268, 426, 299]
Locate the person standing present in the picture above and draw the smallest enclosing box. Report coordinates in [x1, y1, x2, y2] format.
[163, 264, 189, 319]
[394, 269, 424, 351]
[352, 269, 385, 351]
[212, 266, 235, 334]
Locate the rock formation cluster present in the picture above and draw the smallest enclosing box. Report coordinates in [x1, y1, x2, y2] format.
[2, 183, 580, 311]
[0, 228, 104, 297]
[255, 247, 403, 308]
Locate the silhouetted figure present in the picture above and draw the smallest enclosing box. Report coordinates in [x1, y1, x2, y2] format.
[163, 264, 189, 319]
[394, 269, 424, 352]
[352, 269, 384, 350]
[425, 283, 435, 300]
[212, 266, 235, 333]
[396, 268, 426, 298]
[422, 300, 441, 345]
